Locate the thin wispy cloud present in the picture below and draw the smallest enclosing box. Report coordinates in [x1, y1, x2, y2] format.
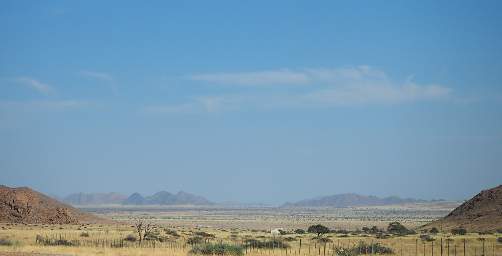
[15, 77, 54, 95]
[188, 69, 310, 85]
[0, 100, 89, 111]
[80, 70, 114, 82]
[143, 96, 231, 114]
[146, 66, 452, 114]
[79, 70, 117, 94]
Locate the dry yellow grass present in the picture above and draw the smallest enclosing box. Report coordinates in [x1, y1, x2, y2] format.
[0, 223, 500, 256]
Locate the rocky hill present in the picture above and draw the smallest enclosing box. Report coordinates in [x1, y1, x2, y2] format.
[425, 185, 502, 232]
[0, 185, 103, 224]
[122, 191, 212, 205]
[283, 193, 432, 208]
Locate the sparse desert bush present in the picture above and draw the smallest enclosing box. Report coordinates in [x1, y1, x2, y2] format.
[420, 234, 435, 242]
[429, 227, 439, 234]
[334, 247, 358, 256]
[144, 229, 165, 241]
[294, 229, 305, 234]
[35, 235, 77, 246]
[284, 237, 296, 242]
[187, 236, 204, 245]
[80, 232, 90, 237]
[387, 222, 414, 236]
[451, 228, 467, 235]
[190, 243, 244, 256]
[195, 231, 216, 238]
[0, 238, 18, 246]
[124, 234, 137, 242]
[244, 239, 290, 249]
[362, 226, 381, 234]
[376, 233, 390, 239]
[308, 224, 330, 237]
[353, 241, 394, 254]
[314, 237, 332, 243]
[165, 228, 180, 237]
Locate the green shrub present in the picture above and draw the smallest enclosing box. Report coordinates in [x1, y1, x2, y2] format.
[334, 247, 358, 256]
[190, 243, 244, 256]
[187, 236, 204, 245]
[307, 224, 330, 237]
[312, 237, 332, 243]
[451, 228, 467, 235]
[124, 234, 137, 242]
[35, 235, 77, 246]
[353, 241, 394, 254]
[244, 239, 290, 249]
[0, 238, 18, 246]
[165, 229, 180, 237]
[194, 231, 216, 238]
[376, 233, 390, 239]
[387, 222, 414, 236]
[420, 234, 435, 242]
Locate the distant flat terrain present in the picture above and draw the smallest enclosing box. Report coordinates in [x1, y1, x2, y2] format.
[78, 202, 459, 230]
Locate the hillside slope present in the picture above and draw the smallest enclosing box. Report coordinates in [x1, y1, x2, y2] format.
[425, 185, 502, 232]
[0, 185, 104, 224]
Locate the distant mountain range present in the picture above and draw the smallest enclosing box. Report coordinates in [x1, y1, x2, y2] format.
[123, 191, 213, 205]
[283, 193, 444, 208]
[63, 191, 444, 207]
[63, 191, 213, 206]
[63, 192, 128, 205]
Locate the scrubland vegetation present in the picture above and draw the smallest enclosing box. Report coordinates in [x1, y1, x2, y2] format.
[0, 221, 500, 256]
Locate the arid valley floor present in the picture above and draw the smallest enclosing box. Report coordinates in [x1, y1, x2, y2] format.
[1, 203, 501, 256]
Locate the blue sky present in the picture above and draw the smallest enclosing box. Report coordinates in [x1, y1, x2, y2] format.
[1, 1, 501, 204]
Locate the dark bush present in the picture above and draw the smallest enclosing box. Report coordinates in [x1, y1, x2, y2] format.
[190, 243, 244, 256]
[308, 224, 330, 237]
[244, 239, 290, 249]
[124, 234, 137, 242]
[294, 229, 305, 234]
[194, 231, 216, 238]
[387, 222, 414, 236]
[187, 236, 205, 245]
[316, 237, 332, 243]
[165, 229, 180, 237]
[451, 228, 467, 235]
[35, 235, 77, 246]
[376, 233, 390, 239]
[420, 234, 435, 242]
[353, 241, 394, 254]
[80, 232, 90, 237]
[497, 237, 502, 244]
[429, 227, 439, 234]
[0, 238, 17, 246]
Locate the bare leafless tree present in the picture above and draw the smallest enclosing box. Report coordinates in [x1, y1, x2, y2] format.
[134, 218, 155, 243]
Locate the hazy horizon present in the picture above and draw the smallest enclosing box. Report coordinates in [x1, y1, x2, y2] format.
[2, 1, 502, 205]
